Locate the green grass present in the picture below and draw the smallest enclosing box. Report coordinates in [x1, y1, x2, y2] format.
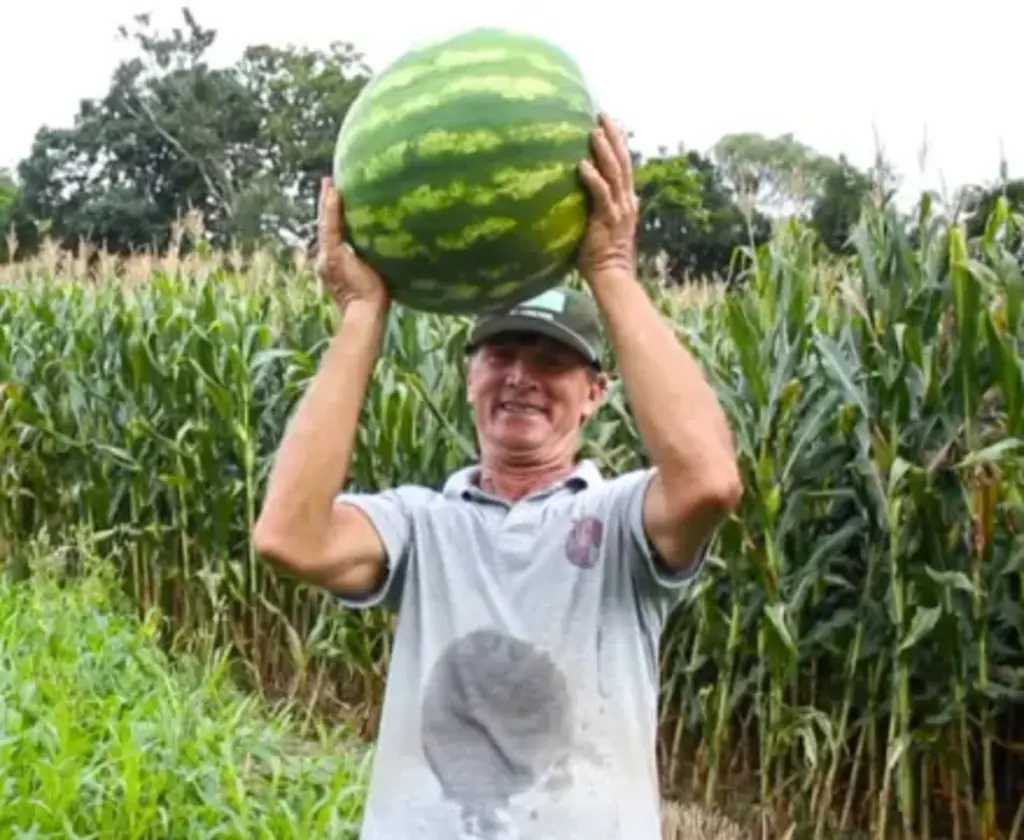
[0, 532, 370, 839]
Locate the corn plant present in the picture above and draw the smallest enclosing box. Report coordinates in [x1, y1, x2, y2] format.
[1, 191, 1022, 837]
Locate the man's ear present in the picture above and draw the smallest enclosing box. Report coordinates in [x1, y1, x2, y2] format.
[464, 351, 478, 405]
[580, 370, 609, 424]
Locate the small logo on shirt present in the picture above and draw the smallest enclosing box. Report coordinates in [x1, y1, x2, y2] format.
[565, 516, 604, 569]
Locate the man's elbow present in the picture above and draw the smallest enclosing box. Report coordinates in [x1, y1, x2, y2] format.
[253, 524, 330, 590]
[667, 460, 743, 529]
[252, 515, 305, 573]
[646, 459, 739, 561]
[704, 461, 743, 515]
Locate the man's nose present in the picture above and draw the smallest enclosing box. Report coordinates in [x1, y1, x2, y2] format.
[504, 357, 530, 384]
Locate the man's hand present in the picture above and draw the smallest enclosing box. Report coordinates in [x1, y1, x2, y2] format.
[316, 176, 390, 311]
[576, 113, 640, 283]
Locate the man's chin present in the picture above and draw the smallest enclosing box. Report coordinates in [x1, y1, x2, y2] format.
[492, 413, 548, 437]
[487, 429, 549, 456]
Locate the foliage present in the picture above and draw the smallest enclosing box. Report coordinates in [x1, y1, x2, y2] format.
[12, 9, 370, 257]
[807, 155, 876, 254]
[0, 169, 18, 263]
[2, 191, 1023, 837]
[0, 531, 370, 837]
[959, 178, 1024, 259]
[634, 147, 772, 283]
[712, 131, 835, 215]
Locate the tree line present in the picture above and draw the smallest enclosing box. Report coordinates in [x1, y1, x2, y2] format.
[1, 8, 1019, 280]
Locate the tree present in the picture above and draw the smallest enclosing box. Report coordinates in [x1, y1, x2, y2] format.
[712, 131, 902, 257]
[959, 177, 1024, 257]
[0, 169, 17, 261]
[15, 8, 370, 255]
[808, 154, 875, 255]
[634, 148, 706, 281]
[712, 131, 835, 218]
[634, 144, 770, 283]
[232, 41, 371, 248]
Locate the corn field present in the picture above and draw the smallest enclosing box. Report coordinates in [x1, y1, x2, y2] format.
[2, 191, 1023, 839]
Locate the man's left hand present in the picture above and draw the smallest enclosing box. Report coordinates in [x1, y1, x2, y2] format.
[577, 113, 640, 283]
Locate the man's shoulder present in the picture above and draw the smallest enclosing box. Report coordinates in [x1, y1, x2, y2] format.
[336, 464, 481, 510]
[335, 482, 443, 509]
[569, 464, 654, 507]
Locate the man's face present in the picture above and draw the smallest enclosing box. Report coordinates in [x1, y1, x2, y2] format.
[466, 331, 607, 460]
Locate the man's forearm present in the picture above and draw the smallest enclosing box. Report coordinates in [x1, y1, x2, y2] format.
[589, 271, 739, 501]
[254, 299, 389, 551]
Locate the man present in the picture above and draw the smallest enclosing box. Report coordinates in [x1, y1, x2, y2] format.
[253, 113, 742, 839]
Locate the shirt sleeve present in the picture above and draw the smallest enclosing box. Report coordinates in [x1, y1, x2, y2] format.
[603, 468, 711, 613]
[331, 484, 434, 612]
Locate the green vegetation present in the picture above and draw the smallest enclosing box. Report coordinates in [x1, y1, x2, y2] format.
[0, 532, 369, 837]
[2, 185, 1022, 837]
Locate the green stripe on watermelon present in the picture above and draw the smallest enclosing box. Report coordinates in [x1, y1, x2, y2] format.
[344, 122, 587, 191]
[346, 165, 586, 259]
[337, 84, 594, 168]
[363, 27, 589, 86]
[353, 54, 593, 115]
[380, 255, 577, 314]
[339, 103, 593, 184]
[372, 192, 588, 313]
[343, 135, 589, 215]
[342, 114, 592, 192]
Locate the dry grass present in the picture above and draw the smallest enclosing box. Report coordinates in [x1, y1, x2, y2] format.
[661, 800, 751, 840]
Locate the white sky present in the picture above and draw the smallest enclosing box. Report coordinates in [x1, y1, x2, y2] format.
[4, 0, 1022, 208]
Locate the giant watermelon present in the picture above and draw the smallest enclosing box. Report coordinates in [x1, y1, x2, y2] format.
[332, 27, 598, 315]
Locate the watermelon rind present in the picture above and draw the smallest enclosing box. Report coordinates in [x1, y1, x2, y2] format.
[333, 27, 599, 315]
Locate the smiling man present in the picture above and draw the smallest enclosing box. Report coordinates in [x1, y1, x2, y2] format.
[463, 286, 607, 463]
[253, 113, 742, 840]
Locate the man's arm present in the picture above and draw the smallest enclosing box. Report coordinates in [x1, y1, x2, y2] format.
[253, 299, 392, 600]
[590, 272, 742, 573]
[576, 115, 741, 574]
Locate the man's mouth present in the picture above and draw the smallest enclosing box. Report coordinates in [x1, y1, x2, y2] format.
[498, 400, 545, 416]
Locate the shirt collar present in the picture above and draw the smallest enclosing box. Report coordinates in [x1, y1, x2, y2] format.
[442, 459, 604, 504]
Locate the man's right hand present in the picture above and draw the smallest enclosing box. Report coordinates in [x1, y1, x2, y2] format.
[316, 176, 390, 312]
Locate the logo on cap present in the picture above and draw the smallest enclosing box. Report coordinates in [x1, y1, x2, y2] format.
[521, 289, 567, 314]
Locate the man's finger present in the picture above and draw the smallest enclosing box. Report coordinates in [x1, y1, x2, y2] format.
[579, 158, 612, 215]
[590, 126, 624, 204]
[600, 113, 634, 193]
[318, 176, 344, 249]
[316, 176, 329, 250]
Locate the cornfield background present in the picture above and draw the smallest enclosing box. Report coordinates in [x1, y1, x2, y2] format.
[1, 189, 1023, 839]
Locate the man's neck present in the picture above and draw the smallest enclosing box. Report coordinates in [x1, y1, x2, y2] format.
[476, 457, 576, 502]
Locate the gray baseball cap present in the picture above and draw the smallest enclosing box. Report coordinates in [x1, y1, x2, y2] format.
[465, 286, 605, 369]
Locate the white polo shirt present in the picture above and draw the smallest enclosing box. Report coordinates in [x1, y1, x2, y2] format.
[337, 459, 706, 839]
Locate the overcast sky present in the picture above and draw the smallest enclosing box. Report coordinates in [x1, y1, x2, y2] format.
[4, 0, 1022, 207]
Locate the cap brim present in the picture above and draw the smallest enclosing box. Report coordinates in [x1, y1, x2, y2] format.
[467, 314, 600, 369]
